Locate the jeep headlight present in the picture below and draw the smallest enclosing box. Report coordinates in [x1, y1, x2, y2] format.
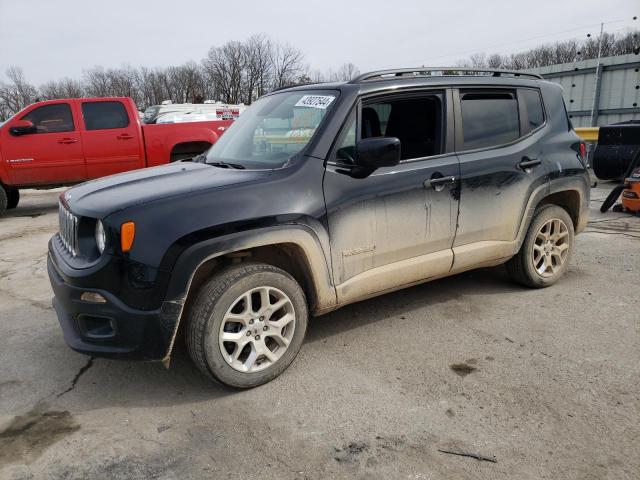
[95, 220, 106, 254]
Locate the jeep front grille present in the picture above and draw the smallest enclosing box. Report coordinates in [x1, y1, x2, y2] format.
[58, 201, 79, 257]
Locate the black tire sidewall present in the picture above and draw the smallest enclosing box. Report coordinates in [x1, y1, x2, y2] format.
[521, 205, 575, 287]
[198, 266, 308, 388]
[0, 185, 8, 216]
[7, 188, 19, 209]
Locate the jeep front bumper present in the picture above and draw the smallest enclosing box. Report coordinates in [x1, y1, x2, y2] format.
[47, 241, 180, 361]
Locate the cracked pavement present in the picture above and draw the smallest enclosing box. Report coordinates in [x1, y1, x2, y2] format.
[0, 186, 639, 479]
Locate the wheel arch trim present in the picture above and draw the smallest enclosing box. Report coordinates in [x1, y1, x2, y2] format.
[160, 224, 337, 365]
[515, 176, 589, 252]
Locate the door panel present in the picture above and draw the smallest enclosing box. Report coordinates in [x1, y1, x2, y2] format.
[80, 100, 144, 178]
[2, 102, 85, 185]
[325, 156, 459, 287]
[323, 90, 459, 303]
[453, 88, 549, 251]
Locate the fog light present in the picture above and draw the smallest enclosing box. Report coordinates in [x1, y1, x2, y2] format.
[80, 292, 107, 303]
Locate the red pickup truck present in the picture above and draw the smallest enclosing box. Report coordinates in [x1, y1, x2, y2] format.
[0, 97, 232, 215]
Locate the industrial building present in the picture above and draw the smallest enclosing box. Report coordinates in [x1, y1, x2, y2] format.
[526, 53, 640, 127]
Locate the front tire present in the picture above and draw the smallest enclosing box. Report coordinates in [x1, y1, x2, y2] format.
[186, 263, 308, 388]
[506, 205, 575, 288]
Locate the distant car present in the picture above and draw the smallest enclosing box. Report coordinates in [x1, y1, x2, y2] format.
[48, 68, 590, 388]
[143, 101, 246, 124]
[0, 97, 232, 214]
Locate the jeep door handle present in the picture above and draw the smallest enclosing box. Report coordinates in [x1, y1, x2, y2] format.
[518, 157, 541, 170]
[117, 134, 134, 140]
[423, 175, 456, 190]
[58, 138, 78, 144]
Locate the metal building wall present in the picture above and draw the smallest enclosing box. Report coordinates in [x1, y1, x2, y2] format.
[525, 54, 640, 128]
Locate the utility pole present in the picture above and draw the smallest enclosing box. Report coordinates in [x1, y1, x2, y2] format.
[589, 22, 604, 127]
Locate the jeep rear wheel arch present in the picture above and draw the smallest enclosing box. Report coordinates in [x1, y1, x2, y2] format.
[514, 178, 588, 253]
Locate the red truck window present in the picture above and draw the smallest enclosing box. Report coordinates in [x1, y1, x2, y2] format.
[22, 103, 74, 134]
[82, 101, 129, 130]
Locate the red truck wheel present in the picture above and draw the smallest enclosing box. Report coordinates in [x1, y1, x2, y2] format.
[0, 185, 7, 216]
[7, 188, 19, 209]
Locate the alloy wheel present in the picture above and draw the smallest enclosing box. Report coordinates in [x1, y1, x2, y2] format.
[218, 286, 296, 373]
[532, 218, 570, 278]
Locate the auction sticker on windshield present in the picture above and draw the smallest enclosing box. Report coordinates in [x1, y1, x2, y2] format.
[295, 95, 335, 109]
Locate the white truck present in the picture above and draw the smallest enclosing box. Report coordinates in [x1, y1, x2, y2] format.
[142, 100, 246, 124]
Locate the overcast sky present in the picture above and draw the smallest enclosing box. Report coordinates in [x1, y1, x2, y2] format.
[0, 0, 637, 84]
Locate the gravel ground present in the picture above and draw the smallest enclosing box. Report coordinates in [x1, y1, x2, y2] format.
[0, 185, 638, 480]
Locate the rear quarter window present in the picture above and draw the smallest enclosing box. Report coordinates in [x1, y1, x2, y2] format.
[82, 101, 129, 130]
[520, 89, 545, 131]
[460, 91, 520, 150]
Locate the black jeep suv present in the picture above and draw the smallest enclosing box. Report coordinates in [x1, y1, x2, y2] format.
[48, 68, 590, 388]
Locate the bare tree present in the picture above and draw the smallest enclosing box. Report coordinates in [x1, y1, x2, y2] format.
[461, 29, 639, 71]
[468, 53, 487, 68]
[271, 43, 307, 89]
[39, 77, 85, 99]
[244, 34, 273, 103]
[1, 29, 638, 120]
[203, 41, 247, 103]
[487, 53, 503, 68]
[0, 67, 38, 117]
[83, 66, 112, 97]
[334, 63, 360, 81]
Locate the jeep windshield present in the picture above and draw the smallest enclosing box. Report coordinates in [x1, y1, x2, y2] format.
[205, 89, 339, 169]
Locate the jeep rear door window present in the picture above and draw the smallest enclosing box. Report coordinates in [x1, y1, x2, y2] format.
[363, 95, 443, 161]
[520, 89, 545, 131]
[206, 90, 338, 169]
[22, 103, 74, 133]
[82, 101, 130, 130]
[460, 91, 520, 150]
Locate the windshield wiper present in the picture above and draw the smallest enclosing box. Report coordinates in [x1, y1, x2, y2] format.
[189, 154, 246, 169]
[207, 161, 246, 170]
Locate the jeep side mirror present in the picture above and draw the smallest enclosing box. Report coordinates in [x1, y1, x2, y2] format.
[9, 119, 37, 136]
[356, 137, 401, 170]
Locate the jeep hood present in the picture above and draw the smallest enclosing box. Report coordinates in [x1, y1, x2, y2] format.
[64, 162, 272, 218]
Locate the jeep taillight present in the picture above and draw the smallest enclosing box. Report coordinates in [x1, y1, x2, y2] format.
[571, 141, 587, 166]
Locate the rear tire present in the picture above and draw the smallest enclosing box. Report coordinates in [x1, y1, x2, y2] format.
[506, 205, 575, 288]
[186, 262, 308, 388]
[7, 188, 19, 209]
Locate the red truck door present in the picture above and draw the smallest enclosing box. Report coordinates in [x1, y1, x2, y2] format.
[79, 99, 145, 178]
[1, 102, 85, 186]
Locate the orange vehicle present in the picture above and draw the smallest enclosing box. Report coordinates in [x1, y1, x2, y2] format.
[622, 167, 640, 212]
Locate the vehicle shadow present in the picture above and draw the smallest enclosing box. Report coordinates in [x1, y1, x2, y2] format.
[306, 265, 522, 344]
[43, 266, 523, 412]
[2, 188, 64, 219]
[2, 203, 58, 219]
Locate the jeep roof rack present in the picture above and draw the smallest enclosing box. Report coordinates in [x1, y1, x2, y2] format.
[350, 67, 544, 83]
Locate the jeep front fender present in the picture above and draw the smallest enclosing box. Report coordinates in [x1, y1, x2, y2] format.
[160, 224, 337, 364]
